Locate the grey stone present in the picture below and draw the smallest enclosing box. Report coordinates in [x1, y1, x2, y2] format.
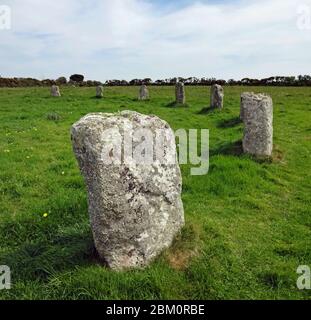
[240, 94, 246, 120]
[210, 84, 224, 109]
[51, 85, 61, 97]
[242, 93, 273, 157]
[240, 92, 251, 121]
[96, 85, 104, 98]
[139, 85, 149, 100]
[71, 110, 185, 270]
[175, 82, 186, 104]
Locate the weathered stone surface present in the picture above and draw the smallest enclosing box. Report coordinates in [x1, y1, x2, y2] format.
[240, 92, 252, 121]
[240, 93, 246, 120]
[175, 82, 186, 104]
[139, 85, 149, 100]
[96, 85, 104, 98]
[51, 85, 61, 97]
[71, 110, 185, 270]
[242, 93, 273, 157]
[210, 84, 224, 109]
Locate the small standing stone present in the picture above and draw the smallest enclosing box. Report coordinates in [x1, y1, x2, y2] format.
[210, 84, 224, 109]
[51, 85, 61, 97]
[71, 110, 185, 270]
[139, 85, 149, 100]
[242, 93, 273, 157]
[96, 86, 104, 98]
[175, 82, 186, 104]
[240, 93, 250, 121]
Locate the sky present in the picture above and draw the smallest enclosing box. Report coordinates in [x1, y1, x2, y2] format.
[0, 0, 310, 81]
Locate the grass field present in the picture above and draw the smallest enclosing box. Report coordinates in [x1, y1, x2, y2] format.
[0, 85, 310, 300]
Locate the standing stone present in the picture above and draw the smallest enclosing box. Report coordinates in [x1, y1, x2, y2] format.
[139, 85, 149, 100]
[71, 110, 185, 270]
[240, 93, 247, 120]
[96, 85, 104, 98]
[242, 93, 273, 157]
[240, 92, 251, 121]
[51, 85, 61, 97]
[175, 82, 186, 104]
[210, 84, 224, 109]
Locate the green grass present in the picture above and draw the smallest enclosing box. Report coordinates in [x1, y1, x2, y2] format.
[0, 86, 310, 300]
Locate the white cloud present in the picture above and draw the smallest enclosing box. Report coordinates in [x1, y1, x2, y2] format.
[0, 0, 310, 80]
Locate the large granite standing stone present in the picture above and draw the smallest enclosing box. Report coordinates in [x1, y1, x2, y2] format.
[96, 86, 104, 98]
[242, 93, 273, 157]
[175, 82, 186, 104]
[210, 84, 224, 109]
[139, 85, 149, 100]
[51, 85, 61, 97]
[71, 110, 185, 270]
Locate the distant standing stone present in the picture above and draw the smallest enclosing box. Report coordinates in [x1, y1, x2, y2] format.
[240, 93, 250, 121]
[210, 84, 224, 109]
[96, 85, 104, 98]
[139, 85, 149, 100]
[51, 85, 61, 97]
[242, 93, 273, 157]
[175, 82, 186, 104]
[71, 110, 185, 270]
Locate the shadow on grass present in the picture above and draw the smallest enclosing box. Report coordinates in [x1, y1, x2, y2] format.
[0, 227, 104, 282]
[210, 140, 276, 164]
[197, 106, 213, 114]
[210, 140, 244, 157]
[258, 272, 292, 289]
[90, 96, 104, 100]
[166, 101, 190, 108]
[132, 98, 151, 102]
[197, 106, 225, 115]
[217, 117, 242, 128]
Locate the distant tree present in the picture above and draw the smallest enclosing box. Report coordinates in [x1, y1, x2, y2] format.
[216, 79, 227, 85]
[228, 79, 236, 85]
[56, 77, 67, 85]
[142, 78, 152, 85]
[70, 74, 84, 83]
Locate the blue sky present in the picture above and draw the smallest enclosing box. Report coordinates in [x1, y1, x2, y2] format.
[0, 0, 310, 81]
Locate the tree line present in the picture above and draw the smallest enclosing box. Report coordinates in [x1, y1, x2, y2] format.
[1, 75, 311, 87]
[105, 75, 311, 86]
